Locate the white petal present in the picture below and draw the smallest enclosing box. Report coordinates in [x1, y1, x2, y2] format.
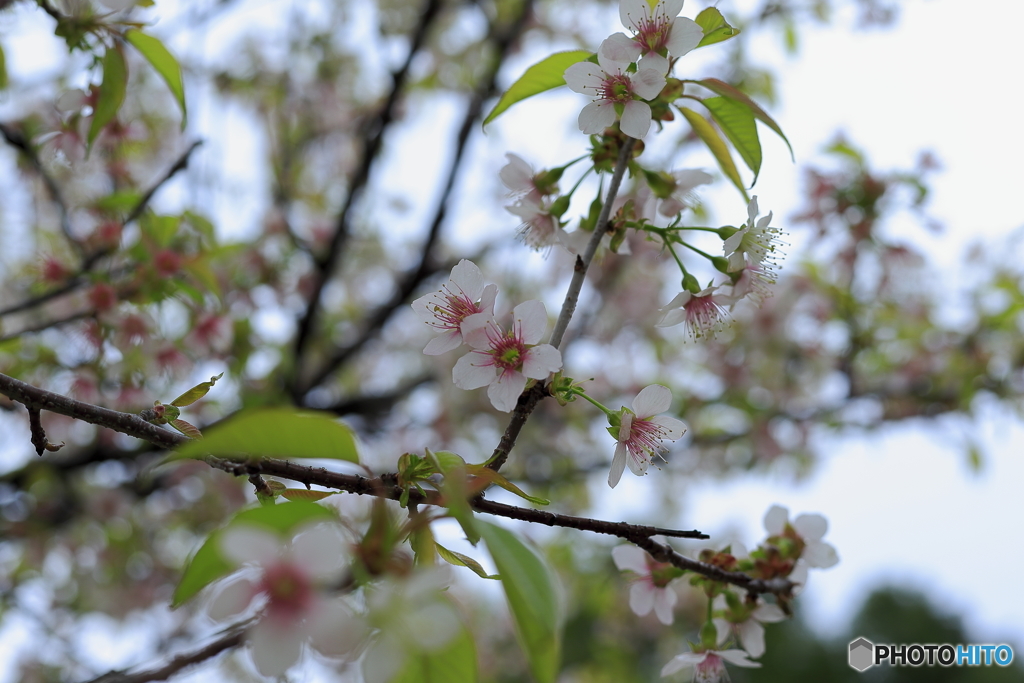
[578, 100, 617, 135]
[522, 344, 562, 379]
[452, 351, 497, 389]
[423, 329, 463, 355]
[738, 619, 766, 658]
[674, 169, 714, 190]
[601, 33, 641, 65]
[792, 513, 828, 541]
[289, 523, 347, 582]
[661, 652, 703, 677]
[788, 561, 809, 594]
[657, 308, 686, 327]
[639, 52, 670, 76]
[608, 445, 627, 488]
[653, 587, 676, 625]
[723, 230, 745, 255]
[632, 384, 672, 417]
[629, 582, 655, 617]
[666, 17, 703, 57]
[660, 0, 685, 20]
[620, 101, 653, 139]
[512, 299, 548, 344]
[488, 371, 527, 412]
[56, 89, 87, 112]
[499, 154, 534, 193]
[802, 541, 839, 569]
[717, 649, 762, 668]
[625, 449, 650, 476]
[663, 291, 692, 309]
[405, 601, 460, 650]
[612, 545, 649, 574]
[619, 0, 650, 32]
[564, 62, 606, 95]
[763, 505, 789, 535]
[220, 525, 281, 566]
[631, 68, 666, 101]
[308, 598, 365, 658]
[713, 617, 731, 646]
[249, 617, 304, 678]
[207, 575, 256, 621]
[479, 283, 498, 313]
[460, 312, 494, 349]
[596, 38, 630, 73]
[648, 415, 687, 440]
[747, 196, 760, 225]
[448, 259, 485, 300]
[411, 291, 441, 324]
[753, 603, 786, 623]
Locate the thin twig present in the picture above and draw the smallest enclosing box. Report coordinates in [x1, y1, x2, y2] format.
[486, 138, 637, 473]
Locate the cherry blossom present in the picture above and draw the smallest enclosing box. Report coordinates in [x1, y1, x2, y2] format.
[612, 543, 680, 624]
[608, 384, 687, 488]
[653, 169, 714, 217]
[724, 196, 784, 273]
[563, 37, 666, 139]
[727, 261, 775, 307]
[661, 648, 761, 681]
[412, 259, 498, 355]
[763, 504, 840, 568]
[608, 0, 704, 75]
[713, 591, 786, 658]
[656, 286, 734, 338]
[506, 197, 568, 250]
[208, 522, 363, 678]
[500, 153, 544, 202]
[452, 300, 562, 412]
[362, 569, 461, 683]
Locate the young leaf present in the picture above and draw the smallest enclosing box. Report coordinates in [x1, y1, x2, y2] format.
[169, 408, 359, 463]
[482, 50, 592, 126]
[170, 418, 202, 439]
[170, 372, 224, 407]
[172, 501, 336, 606]
[0, 45, 7, 90]
[438, 462, 480, 546]
[694, 8, 740, 48]
[125, 29, 187, 129]
[87, 45, 128, 151]
[694, 78, 794, 160]
[390, 617, 478, 683]
[467, 467, 550, 505]
[679, 107, 749, 201]
[703, 96, 762, 184]
[436, 543, 499, 580]
[479, 522, 561, 683]
[281, 488, 335, 502]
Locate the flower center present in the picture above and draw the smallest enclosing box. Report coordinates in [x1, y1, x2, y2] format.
[600, 74, 634, 103]
[430, 285, 480, 331]
[631, 15, 670, 53]
[259, 562, 314, 621]
[625, 415, 669, 458]
[490, 331, 526, 373]
[684, 296, 726, 339]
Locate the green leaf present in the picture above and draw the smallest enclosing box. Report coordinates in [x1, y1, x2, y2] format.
[0, 45, 8, 90]
[703, 97, 761, 185]
[94, 190, 143, 213]
[169, 408, 359, 463]
[483, 50, 592, 126]
[436, 543, 499, 579]
[281, 488, 335, 502]
[171, 372, 224, 407]
[479, 522, 561, 683]
[170, 418, 202, 439]
[468, 467, 549, 506]
[694, 8, 740, 48]
[438, 462, 480, 546]
[173, 501, 336, 606]
[694, 78, 793, 160]
[125, 29, 187, 129]
[680, 107, 749, 201]
[391, 618, 478, 683]
[88, 45, 128, 152]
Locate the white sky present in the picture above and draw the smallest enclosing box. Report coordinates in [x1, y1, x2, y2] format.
[3, 0, 1024, 679]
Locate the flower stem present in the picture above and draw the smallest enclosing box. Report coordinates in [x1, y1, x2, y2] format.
[574, 389, 614, 416]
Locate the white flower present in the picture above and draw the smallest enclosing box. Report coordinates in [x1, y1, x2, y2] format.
[564, 37, 666, 139]
[656, 286, 733, 339]
[661, 648, 760, 680]
[452, 300, 562, 412]
[612, 544, 679, 624]
[763, 504, 839, 569]
[208, 522, 363, 678]
[713, 593, 786, 658]
[724, 196, 783, 274]
[412, 260, 498, 355]
[726, 261, 775, 308]
[506, 197, 568, 250]
[499, 152, 543, 201]
[653, 169, 714, 217]
[609, 0, 704, 75]
[608, 384, 687, 488]
[362, 569, 461, 683]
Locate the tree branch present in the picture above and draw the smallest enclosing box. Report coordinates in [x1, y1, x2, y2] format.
[486, 138, 637, 473]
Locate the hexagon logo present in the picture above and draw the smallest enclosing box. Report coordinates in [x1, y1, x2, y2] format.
[849, 637, 875, 672]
